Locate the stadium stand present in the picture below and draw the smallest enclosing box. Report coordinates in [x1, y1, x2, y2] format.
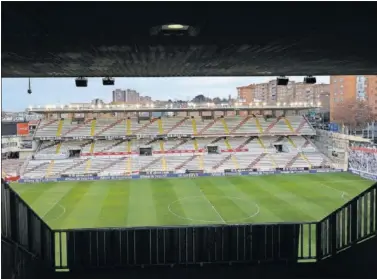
[17, 114, 335, 178]
[34, 116, 315, 137]
[1, 159, 25, 176]
[348, 147, 377, 174]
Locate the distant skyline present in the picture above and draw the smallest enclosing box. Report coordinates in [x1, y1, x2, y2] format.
[1, 76, 330, 111]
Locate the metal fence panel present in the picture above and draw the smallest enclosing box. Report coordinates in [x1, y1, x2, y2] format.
[317, 183, 377, 259]
[1, 180, 54, 268]
[55, 223, 316, 270]
[2, 180, 376, 272]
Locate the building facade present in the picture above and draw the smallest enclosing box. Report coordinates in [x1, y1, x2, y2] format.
[236, 85, 254, 104]
[330, 75, 377, 122]
[366, 76, 377, 114]
[112, 89, 140, 104]
[237, 80, 329, 106]
[254, 83, 268, 103]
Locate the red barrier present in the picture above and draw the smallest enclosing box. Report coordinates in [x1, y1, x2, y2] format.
[17, 123, 29, 136]
[351, 147, 377, 153]
[4, 176, 20, 182]
[81, 148, 250, 157]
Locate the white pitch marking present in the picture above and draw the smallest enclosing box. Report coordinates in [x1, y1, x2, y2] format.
[41, 195, 66, 218]
[199, 188, 226, 224]
[168, 196, 260, 223]
[48, 204, 66, 221]
[319, 183, 349, 201]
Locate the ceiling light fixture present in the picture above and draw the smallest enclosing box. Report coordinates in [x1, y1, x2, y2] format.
[277, 76, 289, 86]
[304, 76, 316, 84]
[75, 77, 88, 87]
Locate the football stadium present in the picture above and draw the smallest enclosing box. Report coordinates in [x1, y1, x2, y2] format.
[2, 2, 377, 279]
[2, 104, 376, 272]
[3, 111, 374, 230]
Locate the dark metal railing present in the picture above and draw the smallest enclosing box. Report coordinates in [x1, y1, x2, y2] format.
[1, 179, 55, 276]
[1, 237, 49, 279]
[316, 182, 377, 259]
[53, 222, 317, 269]
[2, 179, 376, 273]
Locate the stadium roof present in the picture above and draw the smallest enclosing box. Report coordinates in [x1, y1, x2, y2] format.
[2, 2, 377, 78]
[28, 105, 320, 114]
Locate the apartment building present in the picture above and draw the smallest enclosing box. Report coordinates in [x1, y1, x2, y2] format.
[330, 75, 377, 121]
[237, 80, 329, 106]
[236, 85, 254, 104]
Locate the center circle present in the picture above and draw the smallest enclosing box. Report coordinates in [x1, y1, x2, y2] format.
[168, 195, 260, 223]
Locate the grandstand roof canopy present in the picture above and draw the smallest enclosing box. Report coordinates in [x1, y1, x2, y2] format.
[2, 2, 377, 78]
[29, 105, 320, 114]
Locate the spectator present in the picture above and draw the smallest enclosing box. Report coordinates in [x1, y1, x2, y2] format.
[349, 149, 377, 174]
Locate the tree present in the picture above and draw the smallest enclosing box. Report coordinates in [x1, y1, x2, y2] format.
[192, 94, 207, 103]
[332, 99, 373, 132]
[212, 97, 222, 104]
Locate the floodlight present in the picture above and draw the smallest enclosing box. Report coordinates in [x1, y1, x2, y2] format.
[75, 77, 88, 87]
[102, 77, 115, 86]
[277, 76, 289, 86]
[304, 76, 316, 84]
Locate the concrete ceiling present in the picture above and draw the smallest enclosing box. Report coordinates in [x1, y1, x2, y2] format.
[2, 1, 377, 77]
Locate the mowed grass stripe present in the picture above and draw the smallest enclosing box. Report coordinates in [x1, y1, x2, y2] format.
[25, 183, 76, 219]
[235, 176, 317, 222]
[149, 179, 190, 226]
[301, 173, 373, 194]
[223, 176, 284, 223]
[290, 179, 345, 214]
[255, 176, 332, 221]
[95, 181, 131, 228]
[127, 180, 157, 227]
[273, 175, 339, 218]
[11, 183, 68, 214]
[195, 177, 255, 223]
[46, 182, 92, 229]
[62, 182, 110, 229]
[208, 177, 266, 223]
[11, 183, 55, 202]
[9, 172, 375, 229]
[171, 178, 227, 225]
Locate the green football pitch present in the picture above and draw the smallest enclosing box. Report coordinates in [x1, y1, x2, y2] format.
[11, 172, 373, 230]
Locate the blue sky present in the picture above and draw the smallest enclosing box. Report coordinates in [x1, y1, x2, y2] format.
[2, 76, 329, 111]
